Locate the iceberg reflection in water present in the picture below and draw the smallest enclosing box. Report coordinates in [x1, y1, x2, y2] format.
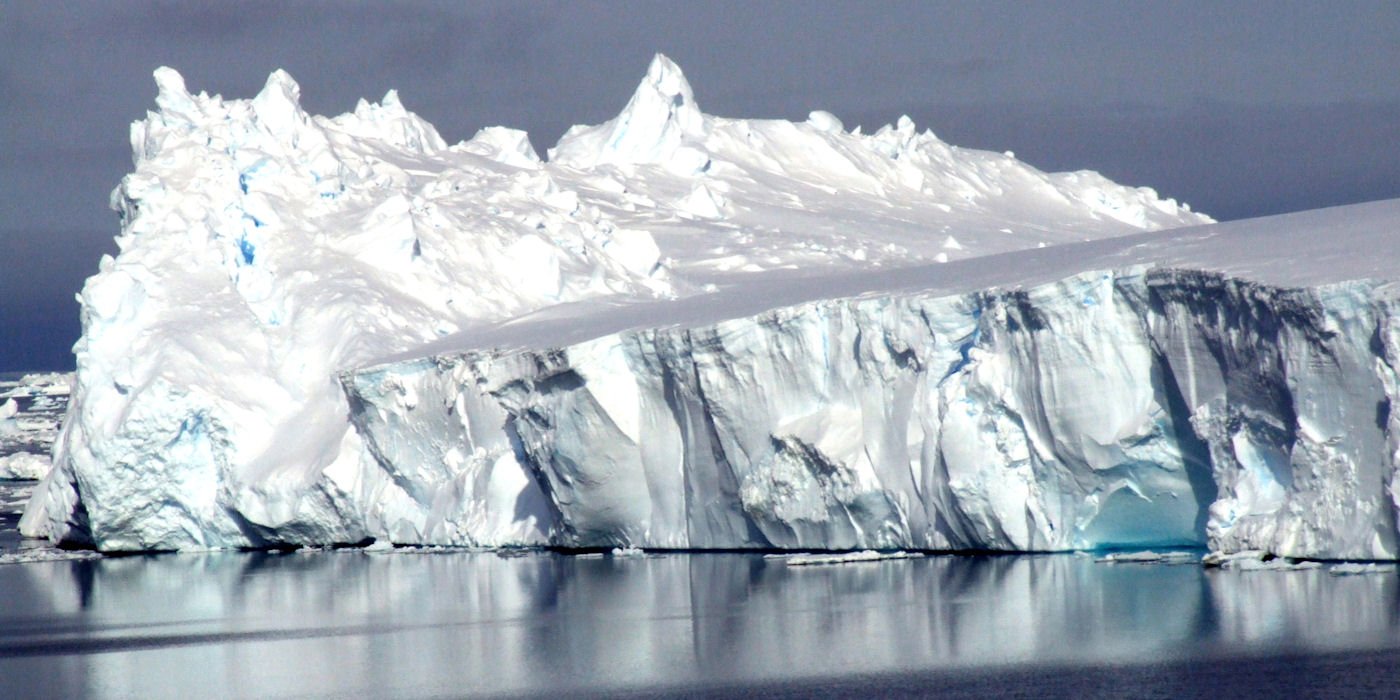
[2, 550, 1399, 697]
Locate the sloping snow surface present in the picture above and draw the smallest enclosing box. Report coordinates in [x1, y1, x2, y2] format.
[26, 55, 1400, 559]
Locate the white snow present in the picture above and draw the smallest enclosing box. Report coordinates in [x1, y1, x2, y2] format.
[25, 55, 1400, 560]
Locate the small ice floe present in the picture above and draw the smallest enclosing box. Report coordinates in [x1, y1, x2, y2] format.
[363, 539, 394, 552]
[610, 546, 646, 558]
[1230, 558, 1323, 572]
[392, 545, 478, 555]
[1328, 562, 1398, 576]
[0, 452, 51, 480]
[0, 548, 103, 565]
[784, 550, 922, 567]
[1202, 550, 1322, 571]
[1094, 550, 1200, 565]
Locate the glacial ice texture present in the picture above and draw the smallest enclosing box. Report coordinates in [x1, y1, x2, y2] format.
[29, 53, 1400, 559]
[348, 265, 1400, 559]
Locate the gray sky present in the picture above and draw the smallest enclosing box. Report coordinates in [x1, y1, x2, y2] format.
[3, 1, 1399, 370]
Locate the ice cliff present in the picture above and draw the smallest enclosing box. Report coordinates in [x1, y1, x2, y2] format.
[360, 246, 1400, 558]
[28, 55, 1399, 560]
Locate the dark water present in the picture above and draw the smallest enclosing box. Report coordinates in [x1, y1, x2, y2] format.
[2, 539, 1400, 699]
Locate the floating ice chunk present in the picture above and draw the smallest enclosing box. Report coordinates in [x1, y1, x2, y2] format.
[1, 374, 69, 398]
[0, 452, 50, 481]
[0, 548, 103, 565]
[1329, 563, 1397, 576]
[785, 551, 922, 566]
[1094, 550, 1200, 565]
[1229, 558, 1323, 572]
[1204, 550, 1322, 571]
[1202, 550, 1267, 567]
[610, 546, 645, 558]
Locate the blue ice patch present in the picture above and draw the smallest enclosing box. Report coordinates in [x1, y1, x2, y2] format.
[238, 237, 256, 265]
[167, 412, 206, 447]
[941, 318, 982, 384]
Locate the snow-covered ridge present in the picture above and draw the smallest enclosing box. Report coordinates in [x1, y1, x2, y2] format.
[26, 54, 1215, 551]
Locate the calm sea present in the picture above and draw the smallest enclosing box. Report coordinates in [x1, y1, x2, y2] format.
[3, 486, 1400, 700]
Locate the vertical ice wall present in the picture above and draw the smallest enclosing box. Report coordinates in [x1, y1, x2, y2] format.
[1150, 274, 1399, 558]
[347, 268, 1400, 558]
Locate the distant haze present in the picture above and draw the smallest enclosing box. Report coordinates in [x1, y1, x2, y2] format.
[3, 1, 1398, 370]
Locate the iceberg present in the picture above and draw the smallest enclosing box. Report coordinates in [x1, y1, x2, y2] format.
[27, 55, 1400, 561]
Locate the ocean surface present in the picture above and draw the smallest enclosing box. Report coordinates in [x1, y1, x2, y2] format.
[3, 371, 1399, 698]
[3, 478, 1400, 699]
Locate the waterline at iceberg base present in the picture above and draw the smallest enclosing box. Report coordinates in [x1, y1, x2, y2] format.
[347, 262, 1400, 560]
[7, 549, 1399, 698]
[21, 54, 1400, 559]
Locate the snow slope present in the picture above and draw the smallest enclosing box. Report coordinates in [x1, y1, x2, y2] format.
[23, 54, 1250, 552]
